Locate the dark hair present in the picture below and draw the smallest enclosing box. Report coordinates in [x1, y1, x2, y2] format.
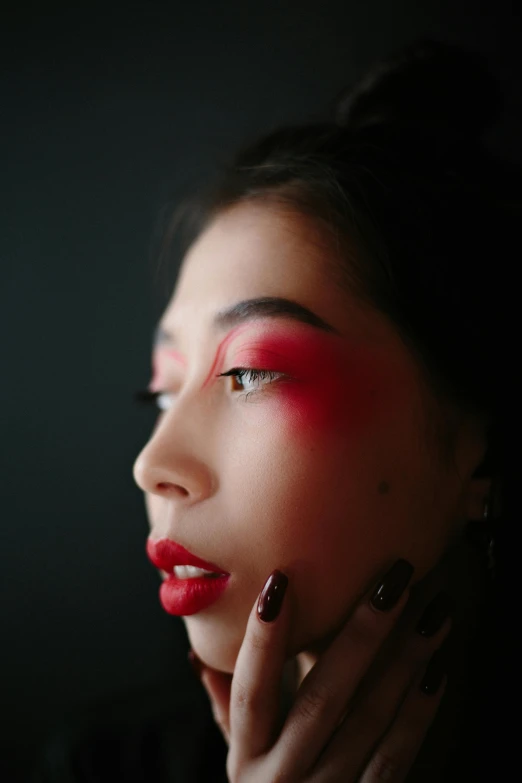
[155, 39, 520, 771]
[157, 38, 519, 479]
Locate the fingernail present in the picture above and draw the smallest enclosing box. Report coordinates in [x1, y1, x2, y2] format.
[420, 648, 446, 695]
[415, 592, 453, 637]
[370, 559, 414, 612]
[257, 570, 288, 623]
[188, 649, 203, 680]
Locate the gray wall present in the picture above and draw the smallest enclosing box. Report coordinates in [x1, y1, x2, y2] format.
[2, 1, 521, 779]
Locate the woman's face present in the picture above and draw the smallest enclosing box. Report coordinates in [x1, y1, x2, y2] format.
[133, 202, 483, 673]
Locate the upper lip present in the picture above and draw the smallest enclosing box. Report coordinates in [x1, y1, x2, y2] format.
[146, 537, 229, 575]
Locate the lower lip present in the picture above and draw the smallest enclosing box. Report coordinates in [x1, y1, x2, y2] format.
[159, 574, 230, 616]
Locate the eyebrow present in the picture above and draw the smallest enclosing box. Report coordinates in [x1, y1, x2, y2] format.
[153, 296, 340, 346]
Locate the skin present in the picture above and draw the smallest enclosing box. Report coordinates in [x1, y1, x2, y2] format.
[132, 200, 490, 684]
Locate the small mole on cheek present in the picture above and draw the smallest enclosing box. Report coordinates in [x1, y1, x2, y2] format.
[378, 480, 390, 495]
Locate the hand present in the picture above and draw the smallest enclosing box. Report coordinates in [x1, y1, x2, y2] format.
[192, 560, 450, 782]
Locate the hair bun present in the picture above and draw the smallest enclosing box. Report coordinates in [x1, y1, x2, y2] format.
[334, 38, 503, 143]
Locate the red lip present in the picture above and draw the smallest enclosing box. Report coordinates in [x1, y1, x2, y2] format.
[146, 538, 228, 574]
[146, 537, 230, 617]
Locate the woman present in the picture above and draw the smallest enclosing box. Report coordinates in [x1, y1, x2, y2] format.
[131, 37, 519, 781]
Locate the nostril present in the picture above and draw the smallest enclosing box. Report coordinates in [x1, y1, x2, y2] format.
[157, 482, 190, 497]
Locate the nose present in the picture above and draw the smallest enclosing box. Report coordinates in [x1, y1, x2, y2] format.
[133, 404, 216, 505]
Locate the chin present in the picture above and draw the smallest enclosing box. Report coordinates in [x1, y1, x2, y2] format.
[183, 615, 243, 674]
[182, 612, 331, 679]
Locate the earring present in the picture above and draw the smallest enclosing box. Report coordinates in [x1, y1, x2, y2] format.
[466, 477, 501, 582]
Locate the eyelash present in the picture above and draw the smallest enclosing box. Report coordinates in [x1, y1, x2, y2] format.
[134, 367, 281, 410]
[217, 367, 281, 397]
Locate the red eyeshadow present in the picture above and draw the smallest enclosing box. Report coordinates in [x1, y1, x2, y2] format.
[149, 347, 186, 391]
[201, 324, 250, 387]
[148, 321, 407, 440]
[164, 349, 187, 365]
[229, 326, 396, 436]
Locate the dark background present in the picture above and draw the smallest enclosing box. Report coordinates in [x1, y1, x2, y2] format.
[2, 1, 521, 780]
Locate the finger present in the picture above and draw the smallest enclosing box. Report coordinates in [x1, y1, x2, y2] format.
[348, 591, 452, 716]
[314, 596, 451, 779]
[275, 559, 414, 776]
[200, 666, 233, 744]
[228, 569, 291, 763]
[358, 651, 447, 783]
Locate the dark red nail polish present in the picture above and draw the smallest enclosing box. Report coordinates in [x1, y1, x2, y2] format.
[420, 649, 446, 695]
[370, 559, 414, 612]
[416, 592, 453, 637]
[188, 649, 203, 680]
[257, 570, 288, 623]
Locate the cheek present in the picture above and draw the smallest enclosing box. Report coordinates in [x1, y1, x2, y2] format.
[231, 443, 386, 651]
[222, 392, 429, 649]
[226, 411, 370, 555]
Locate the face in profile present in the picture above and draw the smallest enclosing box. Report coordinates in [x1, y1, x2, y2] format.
[133, 201, 485, 674]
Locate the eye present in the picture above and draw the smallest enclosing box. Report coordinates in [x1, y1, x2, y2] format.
[217, 368, 283, 397]
[133, 389, 173, 411]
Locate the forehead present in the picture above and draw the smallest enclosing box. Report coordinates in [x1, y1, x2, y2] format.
[175, 203, 332, 308]
[162, 201, 388, 345]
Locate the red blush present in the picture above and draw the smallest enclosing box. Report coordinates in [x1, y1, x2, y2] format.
[231, 328, 392, 436]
